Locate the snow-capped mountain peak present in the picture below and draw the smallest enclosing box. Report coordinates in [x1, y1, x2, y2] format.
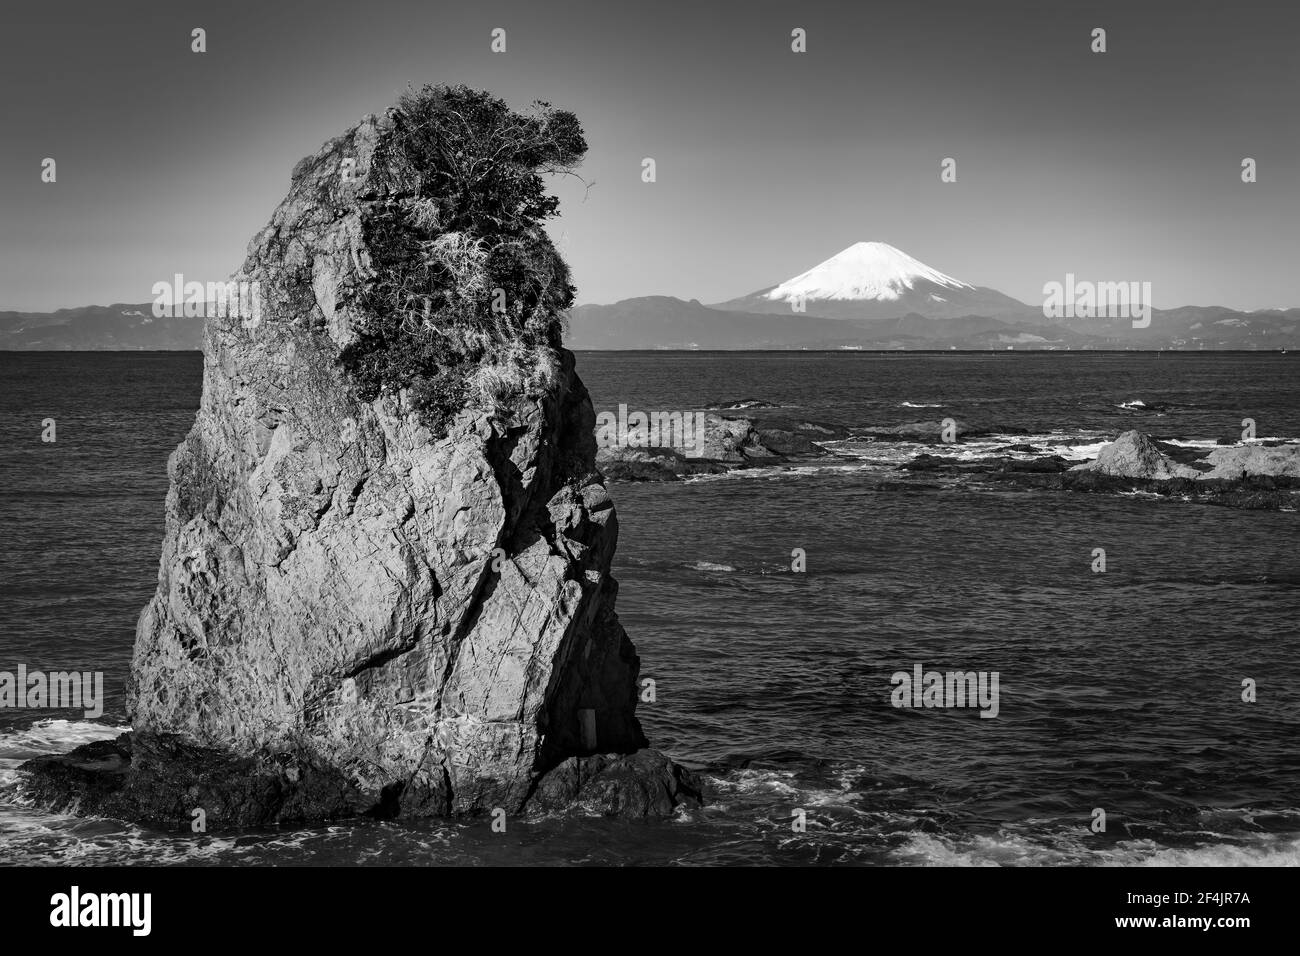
[764, 241, 973, 304]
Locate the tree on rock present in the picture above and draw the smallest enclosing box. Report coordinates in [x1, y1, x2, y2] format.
[340, 84, 588, 430]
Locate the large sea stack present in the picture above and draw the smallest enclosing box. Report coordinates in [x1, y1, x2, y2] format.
[20, 86, 701, 825]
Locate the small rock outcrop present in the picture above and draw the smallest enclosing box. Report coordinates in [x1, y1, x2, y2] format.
[595, 412, 843, 480]
[1069, 430, 1199, 479]
[594, 447, 727, 482]
[694, 414, 763, 461]
[978, 431, 1300, 510]
[1196, 443, 1300, 480]
[20, 89, 700, 826]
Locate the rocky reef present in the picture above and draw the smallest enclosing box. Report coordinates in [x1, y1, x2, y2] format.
[19, 89, 700, 827]
[595, 413, 845, 481]
[594, 402, 1300, 513]
[909, 428, 1300, 510]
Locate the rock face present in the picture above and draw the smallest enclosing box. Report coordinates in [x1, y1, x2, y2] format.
[1070, 430, 1199, 479]
[20, 106, 699, 825]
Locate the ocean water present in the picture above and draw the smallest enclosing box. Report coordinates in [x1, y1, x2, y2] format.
[1, 350, 1298, 866]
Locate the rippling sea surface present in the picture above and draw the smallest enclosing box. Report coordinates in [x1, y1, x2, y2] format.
[2, 351, 1298, 866]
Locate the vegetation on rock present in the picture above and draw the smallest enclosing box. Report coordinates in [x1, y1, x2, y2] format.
[338, 84, 587, 430]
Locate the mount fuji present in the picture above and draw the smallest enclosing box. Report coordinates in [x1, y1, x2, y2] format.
[713, 241, 1032, 321]
[560, 238, 1299, 349]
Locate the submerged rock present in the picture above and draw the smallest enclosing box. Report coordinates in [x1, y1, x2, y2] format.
[708, 398, 781, 410]
[20, 94, 699, 826]
[903, 453, 1068, 474]
[995, 470, 1300, 510]
[856, 419, 978, 441]
[753, 417, 847, 455]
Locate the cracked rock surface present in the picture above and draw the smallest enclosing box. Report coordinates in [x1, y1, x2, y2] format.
[19, 109, 700, 827]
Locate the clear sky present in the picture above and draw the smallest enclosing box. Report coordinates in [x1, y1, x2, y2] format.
[1, 0, 1296, 312]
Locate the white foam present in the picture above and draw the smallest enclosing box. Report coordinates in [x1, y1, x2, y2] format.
[0, 719, 124, 785]
[1043, 440, 1109, 460]
[891, 829, 1300, 867]
[826, 432, 1112, 464]
[0, 720, 245, 867]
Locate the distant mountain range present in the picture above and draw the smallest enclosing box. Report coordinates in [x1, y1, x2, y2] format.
[0, 305, 203, 350]
[568, 243, 1300, 350]
[4, 242, 1298, 350]
[566, 297, 1300, 351]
